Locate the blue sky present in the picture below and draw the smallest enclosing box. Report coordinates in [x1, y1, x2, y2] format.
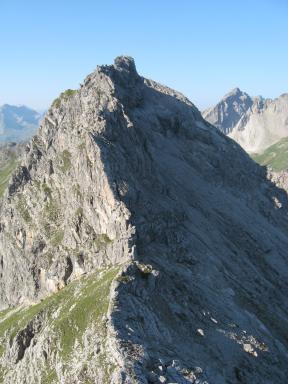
[0, 0, 287, 111]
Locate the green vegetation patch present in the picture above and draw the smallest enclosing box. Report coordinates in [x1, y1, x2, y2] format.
[92, 234, 113, 250]
[0, 158, 18, 197]
[44, 198, 59, 222]
[41, 198, 65, 246]
[52, 89, 77, 109]
[16, 195, 32, 223]
[252, 137, 288, 172]
[50, 229, 64, 247]
[42, 182, 52, 196]
[55, 266, 119, 360]
[0, 266, 120, 381]
[40, 368, 57, 384]
[0, 306, 45, 351]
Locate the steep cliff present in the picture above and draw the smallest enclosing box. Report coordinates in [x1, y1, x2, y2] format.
[202, 88, 253, 135]
[1, 57, 288, 383]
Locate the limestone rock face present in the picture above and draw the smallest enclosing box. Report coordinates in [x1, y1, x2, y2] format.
[203, 88, 253, 134]
[203, 90, 288, 153]
[1, 57, 288, 383]
[269, 169, 288, 194]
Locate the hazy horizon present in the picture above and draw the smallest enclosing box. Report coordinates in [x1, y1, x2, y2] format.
[0, 84, 284, 115]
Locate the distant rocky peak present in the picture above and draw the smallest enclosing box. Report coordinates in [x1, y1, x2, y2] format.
[223, 87, 252, 103]
[203, 87, 288, 153]
[252, 95, 266, 110]
[225, 87, 242, 97]
[202, 87, 253, 134]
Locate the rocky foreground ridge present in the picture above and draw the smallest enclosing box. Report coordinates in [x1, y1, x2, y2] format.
[203, 88, 288, 153]
[0, 57, 288, 383]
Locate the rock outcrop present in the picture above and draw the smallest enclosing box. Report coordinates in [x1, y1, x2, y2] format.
[203, 89, 288, 153]
[269, 169, 288, 194]
[1, 57, 288, 383]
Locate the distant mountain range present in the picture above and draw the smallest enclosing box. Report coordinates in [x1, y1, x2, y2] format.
[203, 88, 288, 154]
[0, 104, 42, 143]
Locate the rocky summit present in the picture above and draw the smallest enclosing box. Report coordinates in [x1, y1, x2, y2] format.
[0, 57, 288, 383]
[203, 89, 288, 153]
[202, 88, 254, 135]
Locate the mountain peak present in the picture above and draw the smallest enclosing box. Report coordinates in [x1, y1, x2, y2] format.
[203, 88, 253, 134]
[224, 87, 246, 99]
[114, 55, 137, 74]
[1, 58, 288, 383]
[111, 55, 141, 88]
[203, 87, 288, 153]
[230, 87, 241, 95]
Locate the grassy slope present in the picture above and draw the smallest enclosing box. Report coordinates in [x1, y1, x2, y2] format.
[0, 158, 17, 197]
[252, 137, 288, 172]
[0, 266, 120, 383]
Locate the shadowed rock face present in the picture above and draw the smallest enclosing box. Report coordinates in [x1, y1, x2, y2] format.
[203, 90, 288, 153]
[0, 57, 288, 383]
[203, 88, 254, 135]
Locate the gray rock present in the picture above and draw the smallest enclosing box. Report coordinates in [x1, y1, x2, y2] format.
[0, 57, 288, 383]
[203, 89, 288, 153]
[203, 88, 253, 135]
[269, 169, 288, 194]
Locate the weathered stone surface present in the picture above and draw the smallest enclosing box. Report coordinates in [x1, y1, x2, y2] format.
[0, 57, 288, 383]
[203, 88, 253, 135]
[269, 169, 288, 194]
[203, 89, 288, 153]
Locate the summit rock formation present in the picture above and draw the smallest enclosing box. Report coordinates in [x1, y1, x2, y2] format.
[0, 57, 288, 383]
[202, 88, 253, 135]
[203, 89, 288, 153]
